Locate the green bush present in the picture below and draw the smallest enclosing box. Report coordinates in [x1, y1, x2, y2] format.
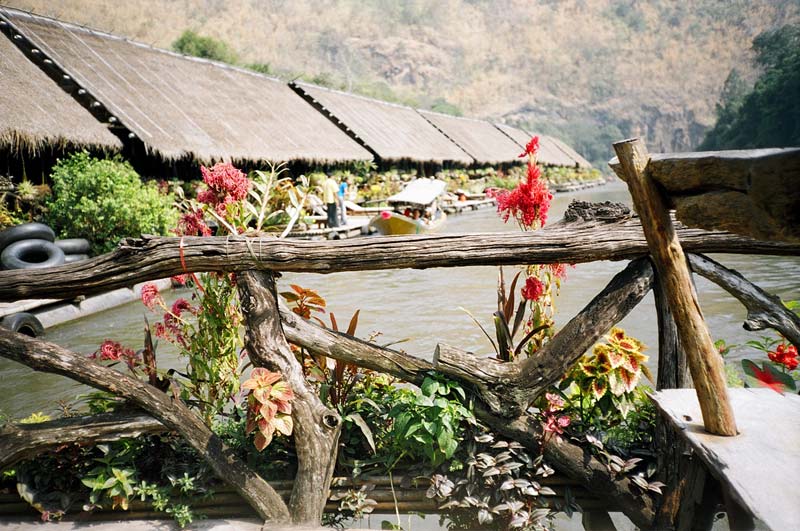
[44, 152, 177, 254]
[172, 30, 238, 65]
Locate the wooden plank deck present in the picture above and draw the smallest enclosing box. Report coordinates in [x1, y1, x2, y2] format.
[651, 388, 800, 530]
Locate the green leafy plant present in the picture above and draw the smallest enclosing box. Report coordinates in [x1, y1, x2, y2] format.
[44, 152, 177, 254]
[80, 442, 138, 511]
[387, 373, 475, 469]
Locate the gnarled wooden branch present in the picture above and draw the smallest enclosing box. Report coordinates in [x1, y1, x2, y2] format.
[0, 411, 163, 470]
[238, 271, 341, 525]
[284, 258, 653, 419]
[0, 218, 796, 301]
[0, 329, 290, 522]
[277, 271, 657, 527]
[688, 253, 800, 348]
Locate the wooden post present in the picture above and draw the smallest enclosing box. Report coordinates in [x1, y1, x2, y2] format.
[613, 138, 736, 436]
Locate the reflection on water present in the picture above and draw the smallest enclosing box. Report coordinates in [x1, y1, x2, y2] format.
[1, 180, 799, 419]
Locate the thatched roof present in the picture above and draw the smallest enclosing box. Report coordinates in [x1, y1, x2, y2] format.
[418, 111, 523, 164]
[494, 124, 588, 168]
[0, 8, 371, 164]
[292, 82, 474, 164]
[0, 27, 121, 154]
[547, 135, 592, 168]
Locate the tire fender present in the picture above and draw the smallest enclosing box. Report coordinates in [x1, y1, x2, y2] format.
[1, 239, 66, 270]
[0, 312, 44, 337]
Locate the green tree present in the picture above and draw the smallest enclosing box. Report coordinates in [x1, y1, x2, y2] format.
[172, 30, 238, 65]
[700, 24, 800, 150]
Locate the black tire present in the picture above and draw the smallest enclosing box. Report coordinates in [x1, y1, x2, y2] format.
[0, 312, 44, 337]
[55, 238, 91, 255]
[0, 222, 55, 253]
[64, 253, 90, 264]
[1, 239, 65, 270]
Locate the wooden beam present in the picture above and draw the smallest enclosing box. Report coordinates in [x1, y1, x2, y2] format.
[0, 219, 796, 302]
[0, 411, 163, 470]
[613, 138, 736, 436]
[610, 147, 800, 242]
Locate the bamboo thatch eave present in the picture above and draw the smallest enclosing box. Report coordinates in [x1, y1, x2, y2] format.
[0, 21, 121, 155]
[0, 7, 372, 166]
[494, 123, 588, 168]
[291, 81, 475, 165]
[418, 110, 524, 165]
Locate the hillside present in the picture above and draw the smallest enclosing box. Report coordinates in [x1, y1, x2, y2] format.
[5, 0, 798, 167]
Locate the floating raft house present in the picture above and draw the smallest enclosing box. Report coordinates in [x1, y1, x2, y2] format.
[417, 110, 524, 165]
[0, 8, 371, 165]
[291, 81, 474, 165]
[0, 27, 121, 154]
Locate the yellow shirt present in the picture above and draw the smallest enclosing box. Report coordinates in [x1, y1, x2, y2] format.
[323, 178, 338, 204]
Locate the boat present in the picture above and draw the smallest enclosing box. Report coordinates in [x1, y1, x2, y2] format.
[368, 178, 448, 235]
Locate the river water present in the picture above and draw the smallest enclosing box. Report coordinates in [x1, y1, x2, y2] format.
[2, 180, 799, 419]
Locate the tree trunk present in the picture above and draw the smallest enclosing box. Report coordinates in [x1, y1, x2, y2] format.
[0, 328, 290, 522]
[237, 270, 341, 525]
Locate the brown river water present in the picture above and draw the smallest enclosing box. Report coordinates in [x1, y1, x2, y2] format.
[2, 180, 799, 420]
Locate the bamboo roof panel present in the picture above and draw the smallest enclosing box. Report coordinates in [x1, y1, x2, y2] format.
[0, 8, 371, 164]
[292, 82, 473, 164]
[418, 110, 523, 164]
[494, 124, 576, 167]
[0, 28, 121, 153]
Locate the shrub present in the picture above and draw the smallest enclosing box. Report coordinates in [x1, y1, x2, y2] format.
[44, 152, 177, 254]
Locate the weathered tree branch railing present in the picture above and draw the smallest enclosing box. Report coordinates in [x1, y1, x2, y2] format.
[0, 199, 798, 529]
[0, 216, 797, 301]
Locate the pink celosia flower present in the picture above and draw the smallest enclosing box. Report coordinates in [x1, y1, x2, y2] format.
[171, 298, 194, 317]
[97, 340, 122, 361]
[198, 162, 251, 216]
[175, 208, 212, 237]
[521, 277, 545, 301]
[141, 283, 162, 310]
[548, 263, 572, 280]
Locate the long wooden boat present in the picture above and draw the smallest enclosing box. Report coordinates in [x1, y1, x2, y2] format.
[368, 179, 448, 235]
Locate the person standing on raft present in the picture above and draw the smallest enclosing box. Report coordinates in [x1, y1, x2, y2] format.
[323, 175, 339, 228]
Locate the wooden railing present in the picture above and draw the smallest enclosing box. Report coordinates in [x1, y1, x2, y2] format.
[0, 147, 798, 528]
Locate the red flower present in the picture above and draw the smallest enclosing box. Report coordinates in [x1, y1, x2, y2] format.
[521, 276, 545, 301]
[97, 340, 122, 361]
[198, 162, 251, 216]
[141, 283, 162, 310]
[171, 298, 194, 317]
[768, 343, 798, 370]
[519, 136, 540, 158]
[495, 161, 552, 229]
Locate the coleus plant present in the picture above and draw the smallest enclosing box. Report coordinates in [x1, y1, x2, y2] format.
[242, 368, 295, 451]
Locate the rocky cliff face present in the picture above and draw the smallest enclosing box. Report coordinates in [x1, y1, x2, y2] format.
[6, 0, 798, 166]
